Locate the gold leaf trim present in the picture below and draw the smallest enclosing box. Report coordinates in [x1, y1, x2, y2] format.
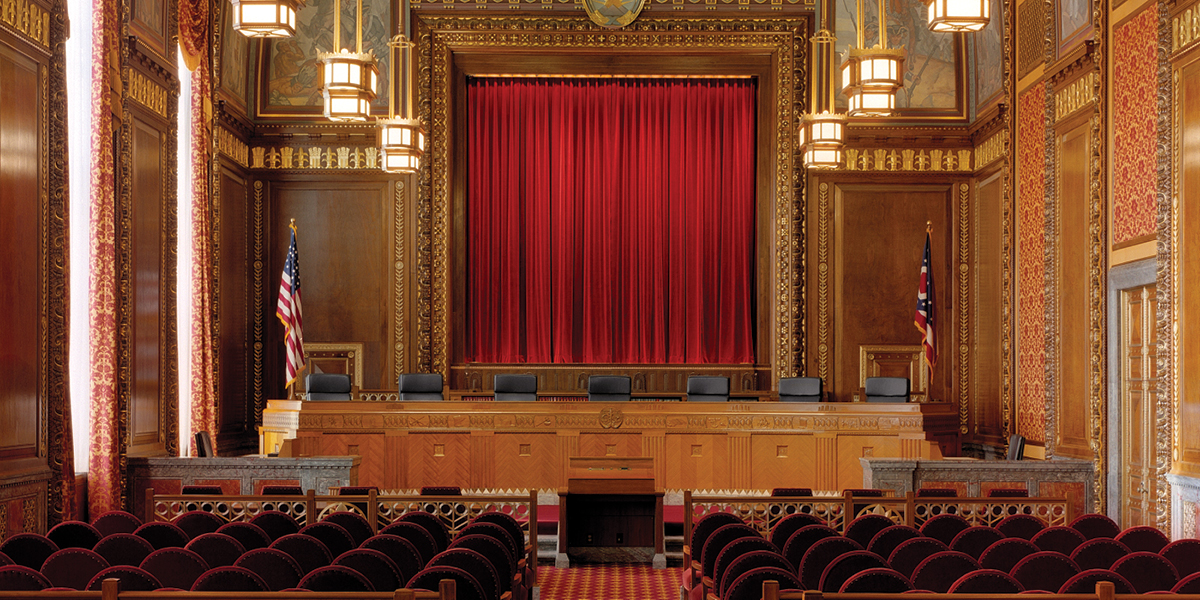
[844, 148, 973, 172]
[216, 127, 249, 168]
[974, 133, 1005, 170]
[250, 146, 380, 170]
[0, 0, 50, 49]
[1054, 72, 1096, 123]
[126, 69, 170, 119]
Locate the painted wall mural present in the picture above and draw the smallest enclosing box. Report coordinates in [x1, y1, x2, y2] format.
[836, 0, 958, 110]
[1111, 4, 1158, 246]
[1057, 0, 1091, 51]
[265, 0, 391, 111]
[975, 0, 1004, 109]
[221, 8, 251, 107]
[1016, 85, 1047, 444]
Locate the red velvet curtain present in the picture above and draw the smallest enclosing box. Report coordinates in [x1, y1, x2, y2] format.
[465, 77, 756, 364]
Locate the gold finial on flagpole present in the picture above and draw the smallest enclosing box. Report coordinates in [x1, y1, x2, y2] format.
[926, 220, 932, 234]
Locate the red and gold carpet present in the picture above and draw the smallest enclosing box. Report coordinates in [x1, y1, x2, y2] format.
[538, 565, 682, 600]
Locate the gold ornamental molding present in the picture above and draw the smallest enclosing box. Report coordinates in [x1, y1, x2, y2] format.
[1054, 72, 1096, 123]
[958, 182, 970, 435]
[817, 182, 830, 383]
[1173, 4, 1200, 54]
[843, 148, 973, 172]
[0, 0, 50, 49]
[394, 181, 407, 374]
[250, 146, 381, 170]
[974, 133, 1005, 170]
[216, 127, 249, 168]
[413, 0, 814, 12]
[126, 69, 170, 120]
[416, 15, 808, 381]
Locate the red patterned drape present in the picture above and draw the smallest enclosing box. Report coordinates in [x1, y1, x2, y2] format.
[465, 78, 757, 364]
[88, 0, 121, 515]
[179, 0, 216, 453]
[1111, 3, 1158, 246]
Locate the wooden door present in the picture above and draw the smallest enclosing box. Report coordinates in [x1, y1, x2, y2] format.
[1120, 283, 1158, 527]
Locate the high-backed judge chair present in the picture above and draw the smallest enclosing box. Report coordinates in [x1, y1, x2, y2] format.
[305, 373, 351, 401]
[779, 377, 823, 402]
[1007, 434, 1026, 460]
[686, 376, 729, 402]
[493, 374, 537, 402]
[397, 373, 443, 401]
[587, 375, 631, 402]
[864, 377, 910, 402]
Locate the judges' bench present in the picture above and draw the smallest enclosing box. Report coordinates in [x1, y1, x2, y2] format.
[288, 399, 954, 492]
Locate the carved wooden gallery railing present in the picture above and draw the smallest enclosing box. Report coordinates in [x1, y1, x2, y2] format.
[145, 488, 537, 587]
[682, 490, 1073, 542]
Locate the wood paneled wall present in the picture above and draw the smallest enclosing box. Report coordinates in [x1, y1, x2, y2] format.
[0, 0, 69, 534]
[265, 178, 400, 397]
[216, 164, 256, 454]
[1174, 37, 1200, 481]
[1052, 109, 1094, 459]
[972, 170, 1007, 447]
[118, 39, 179, 473]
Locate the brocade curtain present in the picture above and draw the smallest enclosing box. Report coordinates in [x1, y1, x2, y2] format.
[88, 0, 121, 515]
[465, 78, 757, 364]
[179, 0, 216, 454]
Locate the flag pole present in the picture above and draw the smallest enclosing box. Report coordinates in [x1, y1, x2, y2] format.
[923, 221, 932, 403]
[287, 218, 296, 401]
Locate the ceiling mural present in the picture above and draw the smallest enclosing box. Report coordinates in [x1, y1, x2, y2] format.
[836, 0, 959, 111]
[975, 0, 1004, 110]
[262, 0, 391, 115]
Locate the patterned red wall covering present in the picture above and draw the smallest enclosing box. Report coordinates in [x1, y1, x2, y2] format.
[1112, 3, 1159, 246]
[1017, 85, 1048, 443]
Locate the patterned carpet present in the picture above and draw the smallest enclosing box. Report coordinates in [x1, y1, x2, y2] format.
[538, 565, 683, 600]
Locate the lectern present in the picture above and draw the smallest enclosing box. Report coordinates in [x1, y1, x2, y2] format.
[557, 456, 665, 569]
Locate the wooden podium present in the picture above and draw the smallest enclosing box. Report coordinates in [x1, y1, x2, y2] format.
[557, 456, 665, 569]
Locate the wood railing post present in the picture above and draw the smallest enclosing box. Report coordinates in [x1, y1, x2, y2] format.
[528, 488, 538, 587]
[368, 488, 379, 533]
[842, 492, 854, 533]
[101, 577, 119, 600]
[439, 577, 457, 600]
[905, 491, 916, 527]
[306, 488, 317, 526]
[1095, 580, 1114, 600]
[683, 490, 693, 544]
[762, 579, 780, 600]
[145, 487, 156, 522]
[394, 589, 415, 600]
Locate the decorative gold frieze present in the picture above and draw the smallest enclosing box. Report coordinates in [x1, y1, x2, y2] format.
[1054, 72, 1095, 122]
[817, 182, 830, 383]
[1173, 5, 1200, 54]
[413, 0, 811, 11]
[844, 148, 973, 172]
[974, 133, 1005, 170]
[0, 0, 50, 49]
[215, 127, 249, 168]
[250, 145, 380, 170]
[126, 69, 170, 119]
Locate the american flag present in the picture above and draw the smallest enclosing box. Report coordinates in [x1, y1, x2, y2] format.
[914, 229, 937, 370]
[277, 224, 305, 387]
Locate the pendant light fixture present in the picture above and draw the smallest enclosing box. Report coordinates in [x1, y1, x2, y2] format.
[797, 0, 847, 169]
[377, 34, 425, 174]
[926, 0, 990, 32]
[840, 0, 905, 117]
[319, 0, 379, 122]
[230, 0, 301, 38]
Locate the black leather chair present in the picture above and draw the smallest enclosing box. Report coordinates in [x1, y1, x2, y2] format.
[493, 374, 537, 402]
[687, 376, 729, 402]
[587, 375, 631, 402]
[305, 373, 351, 401]
[1007, 434, 1026, 460]
[864, 377, 909, 403]
[779, 377, 822, 402]
[398, 373, 443, 401]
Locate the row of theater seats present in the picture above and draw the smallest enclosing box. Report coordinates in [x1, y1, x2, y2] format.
[0, 506, 527, 600]
[310, 372, 914, 402]
[685, 509, 1200, 600]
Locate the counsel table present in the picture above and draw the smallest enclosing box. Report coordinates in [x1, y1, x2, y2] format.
[289, 399, 955, 492]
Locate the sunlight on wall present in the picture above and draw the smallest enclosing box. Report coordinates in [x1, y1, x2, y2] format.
[66, 0, 93, 472]
[178, 49, 194, 458]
